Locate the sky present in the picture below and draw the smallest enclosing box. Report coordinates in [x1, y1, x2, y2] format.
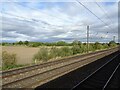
[0, 0, 119, 43]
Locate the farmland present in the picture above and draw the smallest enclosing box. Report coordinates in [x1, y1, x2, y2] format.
[1, 40, 118, 70]
[2, 46, 40, 65]
[1, 46, 70, 65]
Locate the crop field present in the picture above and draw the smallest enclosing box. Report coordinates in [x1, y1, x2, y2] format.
[2, 46, 40, 65]
[1, 46, 69, 65]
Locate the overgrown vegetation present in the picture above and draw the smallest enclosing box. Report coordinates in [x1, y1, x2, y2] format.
[2, 51, 17, 67]
[2, 51, 27, 70]
[33, 40, 118, 63]
[33, 47, 49, 62]
[2, 51, 19, 70]
[1, 40, 118, 70]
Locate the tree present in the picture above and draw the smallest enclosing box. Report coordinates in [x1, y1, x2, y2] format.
[2, 43, 6, 46]
[72, 40, 81, 46]
[56, 41, 67, 46]
[72, 45, 81, 54]
[12, 43, 15, 45]
[108, 41, 117, 47]
[94, 42, 102, 50]
[24, 41, 29, 46]
[18, 41, 23, 45]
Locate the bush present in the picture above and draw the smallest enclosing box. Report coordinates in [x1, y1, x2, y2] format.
[2, 51, 17, 67]
[33, 47, 49, 62]
[89, 44, 95, 51]
[72, 45, 82, 55]
[94, 42, 103, 50]
[59, 47, 73, 57]
[108, 41, 117, 47]
[49, 46, 60, 59]
[103, 44, 109, 49]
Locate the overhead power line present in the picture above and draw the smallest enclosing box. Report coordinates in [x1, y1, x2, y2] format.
[95, 2, 113, 24]
[76, 0, 112, 30]
[75, 0, 113, 42]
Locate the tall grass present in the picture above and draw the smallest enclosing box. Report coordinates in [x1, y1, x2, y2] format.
[2, 51, 17, 67]
[33, 47, 49, 62]
[33, 46, 73, 63]
[59, 46, 73, 57]
[33, 43, 113, 63]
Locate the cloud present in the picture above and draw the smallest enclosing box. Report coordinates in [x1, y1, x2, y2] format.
[1, 1, 118, 43]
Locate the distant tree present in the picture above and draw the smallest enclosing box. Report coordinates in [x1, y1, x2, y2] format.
[24, 41, 29, 46]
[72, 45, 81, 54]
[94, 42, 102, 50]
[109, 41, 116, 44]
[108, 41, 117, 47]
[2, 43, 6, 46]
[72, 40, 81, 46]
[102, 43, 109, 49]
[18, 41, 23, 45]
[56, 41, 67, 46]
[12, 43, 15, 45]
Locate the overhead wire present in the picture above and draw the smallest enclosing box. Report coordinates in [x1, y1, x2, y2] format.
[75, 0, 113, 41]
[95, 2, 113, 39]
[2, 1, 113, 42]
[95, 1, 113, 24]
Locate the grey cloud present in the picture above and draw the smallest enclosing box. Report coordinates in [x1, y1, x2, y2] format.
[2, 2, 118, 42]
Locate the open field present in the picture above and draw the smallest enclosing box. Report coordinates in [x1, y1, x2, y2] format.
[2, 46, 40, 65]
[1, 46, 71, 65]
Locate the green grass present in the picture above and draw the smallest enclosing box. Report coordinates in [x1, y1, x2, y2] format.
[2, 64, 26, 70]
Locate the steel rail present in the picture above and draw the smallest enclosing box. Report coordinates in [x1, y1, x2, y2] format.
[71, 52, 120, 89]
[2, 47, 117, 78]
[3, 49, 117, 88]
[2, 50, 111, 87]
[103, 63, 120, 89]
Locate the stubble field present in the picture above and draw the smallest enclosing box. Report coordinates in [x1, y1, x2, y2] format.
[2, 46, 40, 65]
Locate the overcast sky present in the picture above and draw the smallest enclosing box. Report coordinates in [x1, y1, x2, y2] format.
[0, 0, 119, 43]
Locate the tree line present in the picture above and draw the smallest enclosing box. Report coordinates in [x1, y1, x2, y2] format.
[1, 40, 119, 47]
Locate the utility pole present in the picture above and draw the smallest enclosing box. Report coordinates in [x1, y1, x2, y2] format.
[87, 25, 89, 53]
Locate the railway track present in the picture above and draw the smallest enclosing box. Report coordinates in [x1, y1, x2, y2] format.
[72, 52, 120, 89]
[2, 47, 116, 78]
[103, 63, 120, 89]
[104, 63, 120, 89]
[2, 47, 119, 88]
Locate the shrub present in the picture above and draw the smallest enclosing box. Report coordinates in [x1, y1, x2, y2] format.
[2, 51, 17, 67]
[88, 44, 95, 51]
[79, 44, 87, 53]
[103, 44, 109, 49]
[72, 45, 81, 55]
[49, 46, 60, 59]
[24, 41, 29, 46]
[33, 47, 49, 62]
[94, 42, 104, 50]
[59, 47, 73, 57]
[108, 41, 117, 47]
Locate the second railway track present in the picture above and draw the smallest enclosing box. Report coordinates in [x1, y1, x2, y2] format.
[72, 52, 120, 89]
